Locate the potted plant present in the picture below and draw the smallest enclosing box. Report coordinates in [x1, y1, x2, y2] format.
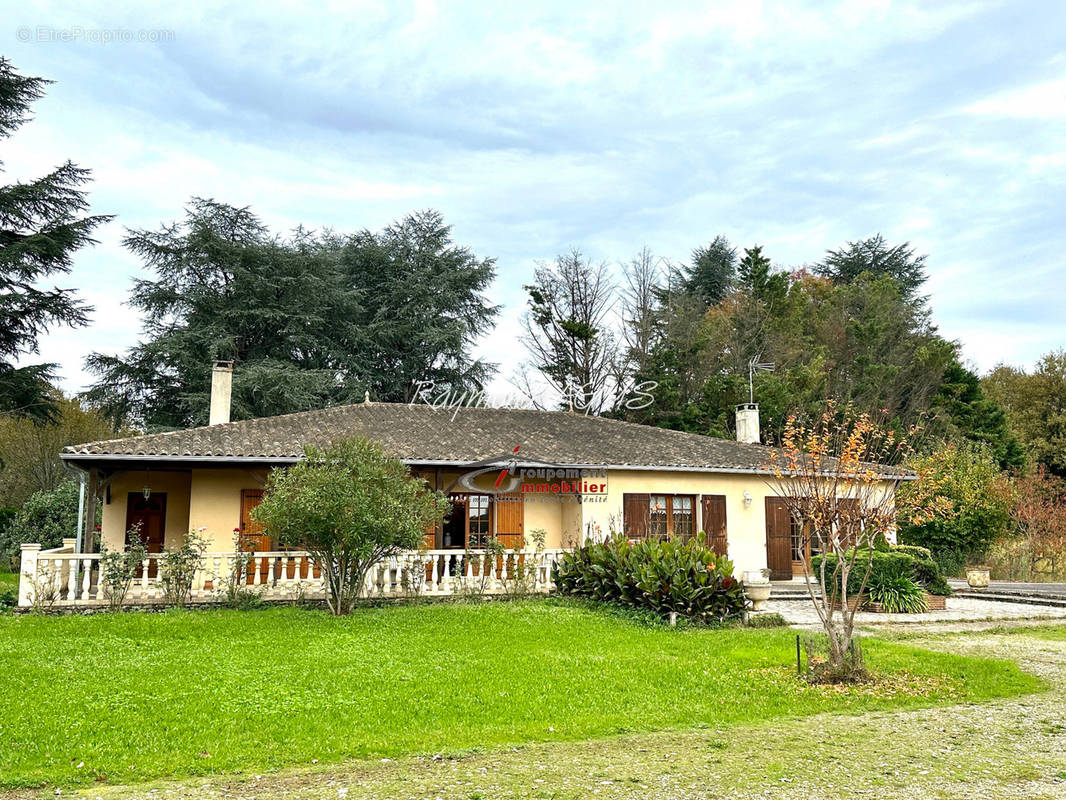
[966, 565, 991, 588]
[743, 569, 772, 611]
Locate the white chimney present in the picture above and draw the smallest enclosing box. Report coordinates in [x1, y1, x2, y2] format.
[735, 403, 760, 444]
[209, 361, 233, 425]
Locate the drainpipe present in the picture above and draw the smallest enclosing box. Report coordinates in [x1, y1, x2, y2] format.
[63, 461, 88, 553]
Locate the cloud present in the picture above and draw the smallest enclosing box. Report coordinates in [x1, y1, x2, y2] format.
[5, 0, 1065, 399]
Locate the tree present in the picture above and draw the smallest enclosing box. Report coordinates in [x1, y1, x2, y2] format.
[736, 245, 786, 305]
[618, 247, 663, 376]
[252, 437, 449, 615]
[932, 360, 1025, 471]
[0, 479, 81, 569]
[340, 209, 500, 402]
[0, 59, 109, 422]
[683, 235, 735, 305]
[983, 350, 1066, 476]
[521, 250, 619, 413]
[1006, 467, 1066, 580]
[768, 404, 920, 680]
[0, 392, 119, 507]
[815, 235, 928, 303]
[896, 443, 1014, 560]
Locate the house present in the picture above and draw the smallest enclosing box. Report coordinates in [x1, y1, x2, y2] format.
[19, 363, 911, 607]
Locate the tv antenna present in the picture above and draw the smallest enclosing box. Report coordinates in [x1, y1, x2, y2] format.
[747, 355, 775, 404]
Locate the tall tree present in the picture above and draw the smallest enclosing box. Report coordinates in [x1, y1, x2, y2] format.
[340, 209, 499, 402]
[736, 245, 787, 305]
[619, 247, 663, 376]
[85, 199, 364, 429]
[0, 392, 118, 507]
[683, 235, 735, 305]
[815, 234, 928, 303]
[521, 250, 618, 413]
[931, 360, 1025, 471]
[983, 350, 1066, 476]
[0, 59, 109, 422]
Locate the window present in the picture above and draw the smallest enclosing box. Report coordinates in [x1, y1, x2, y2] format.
[649, 495, 668, 539]
[624, 493, 696, 540]
[672, 495, 694, 541]
[468, 494, 492, 548]
[790, 512, 823, 562]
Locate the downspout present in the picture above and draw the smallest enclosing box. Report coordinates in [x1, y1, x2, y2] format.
[63, 461, 88, 552]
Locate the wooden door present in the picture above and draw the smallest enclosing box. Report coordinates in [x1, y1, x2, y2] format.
[126, 493, 166, 578]
[495, 492, 524, 549]
[764, 497, 793, 580]
[240, 489, 271, 583]
[701, 495, 727, 556]
[126, 493, 167, 552]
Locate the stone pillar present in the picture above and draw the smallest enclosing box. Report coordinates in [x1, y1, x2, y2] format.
[18, 543, 40, 607]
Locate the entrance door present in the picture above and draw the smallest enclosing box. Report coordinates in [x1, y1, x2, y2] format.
[443, 494, 469, 548]
[764, 497, 792, 580]
[126, 493, 167, 552]
[240, 489, 271, 583]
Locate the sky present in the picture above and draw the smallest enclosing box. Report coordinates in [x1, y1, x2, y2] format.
[4, 0, 1065, 403]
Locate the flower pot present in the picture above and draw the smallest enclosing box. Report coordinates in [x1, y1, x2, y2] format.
[966, 568, 990, 588]
[745, 582, 772, 611]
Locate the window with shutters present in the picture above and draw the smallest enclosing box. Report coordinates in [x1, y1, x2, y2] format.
[625, 493, 696, 540]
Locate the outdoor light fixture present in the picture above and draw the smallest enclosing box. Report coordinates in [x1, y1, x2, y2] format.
[743, 490, 752, 508]
[142, 467, 152, 500]
[142, 485, 152, 501]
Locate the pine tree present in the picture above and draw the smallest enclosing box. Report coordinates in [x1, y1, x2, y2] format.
[0, 59, 109, 421]
[683, 235, 735, 305]
[816, 234, 928, 303]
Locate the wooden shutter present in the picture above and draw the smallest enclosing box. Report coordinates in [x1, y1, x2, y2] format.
[240, 490, 270, 551]
[495, 492, 524, 549]
[764, 497, 793, 580]
[623, 493, 650, 539]
[702, 495, 728, 556]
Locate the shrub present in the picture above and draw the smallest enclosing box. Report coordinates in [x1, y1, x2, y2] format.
[891, 544, 932, 560]
[253, 437, 449, 615]
[553, 535, 747, 623]
[812, 548, 952, 597]
[0, 480, 80, 570]
[867, 573, 929, 613]
[160, 531, 208, 607]
[98, 529, 148, 610]
[0, 587, 15, 609]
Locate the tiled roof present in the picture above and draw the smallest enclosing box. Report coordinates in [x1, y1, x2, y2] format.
[62, 402, 912, 477]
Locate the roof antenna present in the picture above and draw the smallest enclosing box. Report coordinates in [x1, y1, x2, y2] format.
[747, 355, 775, 404]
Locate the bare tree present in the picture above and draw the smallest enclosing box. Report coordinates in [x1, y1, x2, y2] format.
[520, 250, 619, 414]
[767, 404, 924, 680]
[619, 247, 664, 375]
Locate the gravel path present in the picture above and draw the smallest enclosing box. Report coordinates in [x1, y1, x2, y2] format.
[765, 596, 1066, 625]
[47, 623, 1066, 800]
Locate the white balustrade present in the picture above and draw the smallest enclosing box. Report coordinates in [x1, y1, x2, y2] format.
[16, 545, 565, 608]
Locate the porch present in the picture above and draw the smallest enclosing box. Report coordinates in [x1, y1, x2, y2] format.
[17, 539, 566, 609]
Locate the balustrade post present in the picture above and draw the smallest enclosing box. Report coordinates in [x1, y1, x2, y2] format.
[17, 543, 40, 607]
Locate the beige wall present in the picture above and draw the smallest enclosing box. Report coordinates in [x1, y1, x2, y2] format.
[100, 470, 191, 551]
[96, 463, 897, 574]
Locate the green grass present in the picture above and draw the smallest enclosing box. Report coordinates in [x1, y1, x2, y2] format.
[0, 601, 1042, 789]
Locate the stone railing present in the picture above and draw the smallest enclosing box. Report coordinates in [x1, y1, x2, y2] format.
[16, 545, 567, 609]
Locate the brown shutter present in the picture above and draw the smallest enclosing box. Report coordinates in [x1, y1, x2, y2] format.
[623, 493, 650, 539]
[702, 495, 728, 556]
[764, 497, 792, 580]
[240, 489, 269, 551]
[495, 492, 524, 549]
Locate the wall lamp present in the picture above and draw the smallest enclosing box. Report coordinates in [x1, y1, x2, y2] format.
[743, 490, 753, 508]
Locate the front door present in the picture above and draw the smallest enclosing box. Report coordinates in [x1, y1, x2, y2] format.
[764, 497, 792, 580]
[442, 494, 469, 548]
[126, 493, 167, 552]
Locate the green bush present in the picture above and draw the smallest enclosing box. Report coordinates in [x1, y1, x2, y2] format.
[891, 544, 932, 560]
[867, 573, 929, 613]
[553, 536, 747, 623]
[0, 587, 15, 609]
[811, 548, 952, 597]
[0, 480, 80, 570]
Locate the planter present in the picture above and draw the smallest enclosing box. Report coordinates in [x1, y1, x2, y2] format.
[829, 592, 946, 613]
[966, 568, 991, 588]
[744, 582, 772, 611]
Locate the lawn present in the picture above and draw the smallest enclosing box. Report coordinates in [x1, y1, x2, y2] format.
[0, 569, 17, 592]
[0, 600, 1043, 789]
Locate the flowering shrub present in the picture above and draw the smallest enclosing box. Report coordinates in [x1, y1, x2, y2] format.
[553, 535, 748, 622]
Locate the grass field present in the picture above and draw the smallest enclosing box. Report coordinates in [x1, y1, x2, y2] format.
[0, 569, 17, 592]
[0, 600, 1043, 789]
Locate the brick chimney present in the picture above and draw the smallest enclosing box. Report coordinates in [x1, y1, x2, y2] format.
[209, 361, 233, 425]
